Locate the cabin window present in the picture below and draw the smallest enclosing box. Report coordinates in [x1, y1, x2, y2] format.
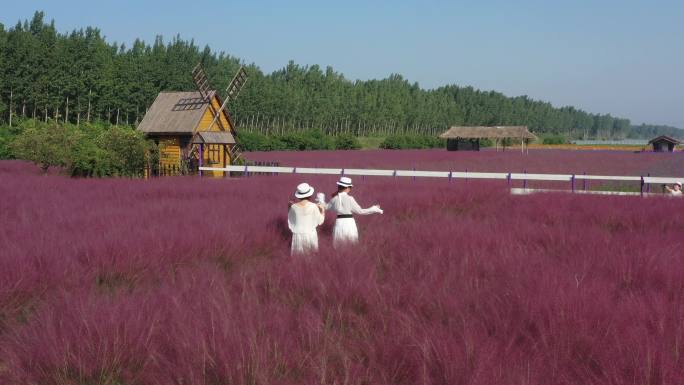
[208, 145, 221, 164]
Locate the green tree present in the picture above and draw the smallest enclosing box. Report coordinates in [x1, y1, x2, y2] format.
[10, 122, 80, 173]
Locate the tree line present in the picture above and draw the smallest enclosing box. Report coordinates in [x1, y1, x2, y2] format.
[0, 11, 681, 140]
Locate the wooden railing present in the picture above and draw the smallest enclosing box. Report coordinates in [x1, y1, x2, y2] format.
[199, 165, 683, 196]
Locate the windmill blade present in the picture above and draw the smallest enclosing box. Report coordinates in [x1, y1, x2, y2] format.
[225, 66, 248, 102]
[207, 66, 248, 132]
[191, 63, 213, 102]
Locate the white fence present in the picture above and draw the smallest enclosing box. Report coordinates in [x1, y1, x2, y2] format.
[200, 165, 683, 196]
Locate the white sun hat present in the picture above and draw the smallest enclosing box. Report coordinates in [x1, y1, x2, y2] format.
[294, 182, 314, 199]
[336, 176, 353, 188]
[676, 181, 682, 187]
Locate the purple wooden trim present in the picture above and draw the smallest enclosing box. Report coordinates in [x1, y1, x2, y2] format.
[571, 174, 575, 192]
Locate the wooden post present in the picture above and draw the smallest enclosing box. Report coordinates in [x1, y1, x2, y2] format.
[223, 145, 227, 178]
[199, 144, 204, 177]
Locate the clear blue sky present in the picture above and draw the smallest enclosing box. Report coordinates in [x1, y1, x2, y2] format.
[3, 0, 683, 127]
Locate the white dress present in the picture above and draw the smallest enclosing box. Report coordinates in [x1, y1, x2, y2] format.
[326, 192, 382, 248]
[288, 201, 325, 255]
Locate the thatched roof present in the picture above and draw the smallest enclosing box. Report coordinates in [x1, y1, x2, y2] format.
[439, 126, 537, 140]
[648, 135, 681, 145]
[192, 131, 235, 144]
[137, 91, 217, 134]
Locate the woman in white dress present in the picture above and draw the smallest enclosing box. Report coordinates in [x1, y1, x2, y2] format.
[288, 183, 325, 255]
[664, 181, 682, 196]
[324, 177, 383, 248]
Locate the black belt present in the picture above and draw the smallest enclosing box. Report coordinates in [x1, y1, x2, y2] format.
[337, 214, 353, 219]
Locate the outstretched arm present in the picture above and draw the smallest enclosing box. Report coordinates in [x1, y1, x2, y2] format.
[349, 196, 383, 215]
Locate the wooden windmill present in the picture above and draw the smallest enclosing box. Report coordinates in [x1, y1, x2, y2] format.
[191, 63, 248, 163]
[137, 64, 248, 177]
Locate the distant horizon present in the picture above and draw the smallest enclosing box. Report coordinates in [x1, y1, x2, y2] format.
[3, 1, 683, 128]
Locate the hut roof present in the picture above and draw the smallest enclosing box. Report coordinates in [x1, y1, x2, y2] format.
[647, 135, 681, 145]
[137, 91, 220, 134]
[192, 131, 235, 144]
[439, 126, 537, 140]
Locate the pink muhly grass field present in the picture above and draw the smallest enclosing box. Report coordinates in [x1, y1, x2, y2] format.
[1, 159, 683, 384]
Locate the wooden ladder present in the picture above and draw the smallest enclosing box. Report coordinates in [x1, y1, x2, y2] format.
[225, 66, 248, 101]
[191, 64, 213, 102]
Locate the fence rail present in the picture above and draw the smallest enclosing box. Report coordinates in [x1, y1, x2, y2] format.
[199, 165, 682, 196]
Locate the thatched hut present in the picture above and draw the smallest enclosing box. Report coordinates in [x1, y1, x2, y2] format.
[648, 135, 680, 152]
[439, 126, 537, 152]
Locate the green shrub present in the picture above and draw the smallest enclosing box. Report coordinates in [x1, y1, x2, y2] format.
[334, 134, 361, 150]
[9, 120, 149, 177]
[10, 123, 80, 173]
[97, 126, 149, 176]
[237, 129, 358, 151]
[70, 138, 113, 177]
[236, 131, 275, 151]
[542, 134, 568, 145]
[0, 125, 15, 159]
[380, 135, 443, 149]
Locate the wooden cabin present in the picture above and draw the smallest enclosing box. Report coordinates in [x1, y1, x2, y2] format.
[137, 91, 236, 177]
[439, 126, 537, 152]
[648, 135, 680, 152]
